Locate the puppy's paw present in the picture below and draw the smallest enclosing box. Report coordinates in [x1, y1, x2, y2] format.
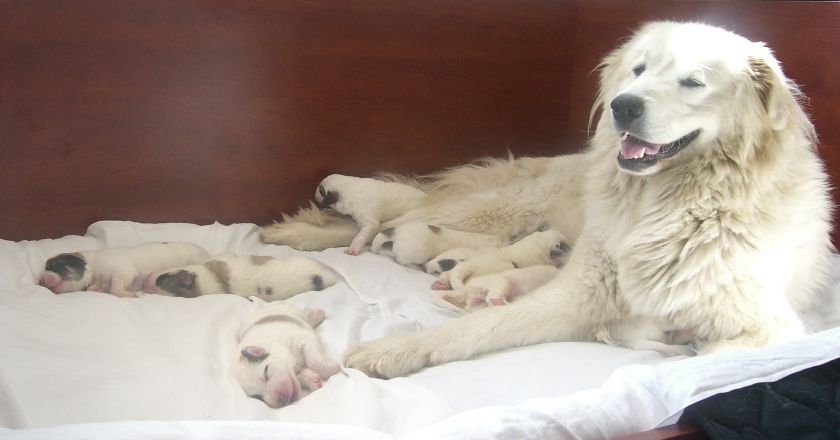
[464, 287, 488, 310]
[344, 334, 428, 379]
[430, 279, 450, 290]
[344, 247, 361, 256]
[297, 368, 323, 391]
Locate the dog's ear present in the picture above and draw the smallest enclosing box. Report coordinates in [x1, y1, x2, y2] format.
[746, 45, 816, 143]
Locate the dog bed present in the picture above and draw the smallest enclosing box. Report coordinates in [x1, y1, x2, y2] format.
[1, 220, 838, 439]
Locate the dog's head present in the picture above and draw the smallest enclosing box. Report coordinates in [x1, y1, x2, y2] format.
[314, 175, 341, 209]
[592, 21, 813, 176]
[154, 269, 199, 297]
[234, 306, 328, 408]
[39, 252, 92, 293]
[235, 342, 303, 408]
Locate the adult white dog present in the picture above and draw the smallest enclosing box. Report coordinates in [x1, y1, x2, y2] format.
[262, 21, 833, 378]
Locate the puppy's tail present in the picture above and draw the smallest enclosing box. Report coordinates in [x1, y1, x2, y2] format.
[261, 202, 358, 251]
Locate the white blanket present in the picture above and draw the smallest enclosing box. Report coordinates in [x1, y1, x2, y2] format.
[1, 221, 839, 439]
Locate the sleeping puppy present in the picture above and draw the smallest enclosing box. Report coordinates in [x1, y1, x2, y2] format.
[424, 247, 488, 275]
[152, 254, 337, 301]
[315, 174, 428, 255]
[234, 302, 341, 408]
[371, 221, 508, 267]
[38, 242, 209, 297]
[434, 264, 561, 313]
[433, 229, 571, 290]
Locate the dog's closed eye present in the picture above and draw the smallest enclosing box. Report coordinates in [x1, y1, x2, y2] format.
[632, 64, 646, 77]
[679, 78, 705, 88]
[262, 364, 270, 382]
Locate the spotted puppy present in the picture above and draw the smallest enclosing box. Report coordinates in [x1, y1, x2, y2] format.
[315, 174, 428, 255]
[434, 265, 561, 313]
[38, 242, 209, 297]
[433, 229, 571, 290]
[371, 222, 507, 267]
[235, 302, 341, 408]
[152, 254, 336, 301]
[424, 247, 487, 275]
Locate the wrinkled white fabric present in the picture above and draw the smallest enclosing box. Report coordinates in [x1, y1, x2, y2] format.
[1, 221, 838, 439]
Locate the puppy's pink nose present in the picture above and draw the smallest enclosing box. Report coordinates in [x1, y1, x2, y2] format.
[39, 273, 61, 289]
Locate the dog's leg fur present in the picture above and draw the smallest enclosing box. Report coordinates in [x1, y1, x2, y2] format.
[345, 235, 618, 378]
[262, 203, 359, 251]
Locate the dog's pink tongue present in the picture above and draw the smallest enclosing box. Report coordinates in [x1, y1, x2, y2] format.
[620, 137, 661, 159]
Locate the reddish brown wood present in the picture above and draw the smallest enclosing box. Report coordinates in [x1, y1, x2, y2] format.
[1, 1, 838, 246]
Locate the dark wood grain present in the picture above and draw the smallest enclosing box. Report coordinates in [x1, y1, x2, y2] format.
[1, 1, 838, 250]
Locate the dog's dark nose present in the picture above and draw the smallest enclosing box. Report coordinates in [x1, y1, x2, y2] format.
[610, 94, 645, 126]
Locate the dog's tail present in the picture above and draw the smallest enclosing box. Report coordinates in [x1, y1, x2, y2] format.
[261, 202, 358, 251]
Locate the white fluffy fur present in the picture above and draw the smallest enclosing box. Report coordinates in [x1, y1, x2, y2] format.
[234, 302, 341, 408]
[152, 254, 336, 300]
[335, 22, 834, 378]
[315, 174, 429, 255]
[39, 242, 209, 297]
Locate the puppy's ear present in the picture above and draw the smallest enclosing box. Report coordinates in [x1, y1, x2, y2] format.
[241, 346, 269, 363]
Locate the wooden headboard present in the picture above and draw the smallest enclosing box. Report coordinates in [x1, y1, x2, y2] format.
[2, 1, 839, 243]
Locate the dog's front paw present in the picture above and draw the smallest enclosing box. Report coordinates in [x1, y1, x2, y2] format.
[344, 334, 429, 379]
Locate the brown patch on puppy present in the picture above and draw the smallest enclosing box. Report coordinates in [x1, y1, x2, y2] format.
[44, 252, 87, 281]
[428, 225, 442, 234]
[250, 255, 272, 265]
[204, 259, 232, 294]
[312, 275, 325, 291]
[155, 270, 199, 298]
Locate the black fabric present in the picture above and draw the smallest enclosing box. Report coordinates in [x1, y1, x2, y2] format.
[680, 357, 840, 440]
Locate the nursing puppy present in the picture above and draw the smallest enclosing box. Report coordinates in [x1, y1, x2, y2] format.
[434, 265, 561, 312]
[432, 229, 571, 290]
[424, 247, 487, 275]
[39, 242, 209, 297]
[152, 254, 336, 301]
[315, 174, 428, 255]
[234, 302, 341, 408]
[336, 22, 833, 377]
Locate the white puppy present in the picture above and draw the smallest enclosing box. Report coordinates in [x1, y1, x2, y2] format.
[315, 174, 428, 255]
[424, 247, 487, 274]
[151, 254, 336, 301]
[434, 265, 561, 312]
[234, 302, 341, 408]
[38, 242, 209, 297]
[371, 221, 507, 267]
[433, 229, 570, 290]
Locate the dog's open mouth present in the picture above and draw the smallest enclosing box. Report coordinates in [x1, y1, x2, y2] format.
[617, 129, 700, 172]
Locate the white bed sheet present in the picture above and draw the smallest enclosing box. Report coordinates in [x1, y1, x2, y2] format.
[1, 221, 838, 439]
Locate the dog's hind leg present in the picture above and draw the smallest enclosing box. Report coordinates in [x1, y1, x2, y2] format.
[261, 202, 358, 251]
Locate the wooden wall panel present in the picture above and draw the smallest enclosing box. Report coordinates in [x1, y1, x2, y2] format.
[1, 1, 839, 244]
